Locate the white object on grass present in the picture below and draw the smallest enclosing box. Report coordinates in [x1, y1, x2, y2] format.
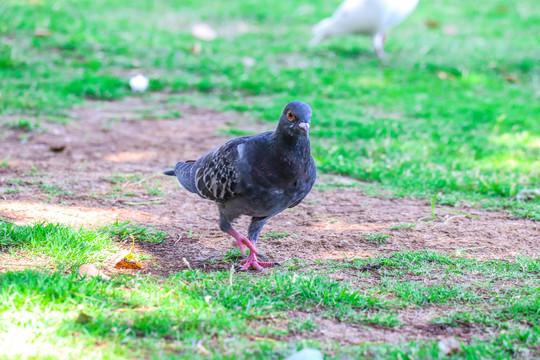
[310, 0, 419, 59]
[242, 57, 256, 67]
[129, 74, 149, 92]
[516, 188, 540, 202]
[285, 348, 323, 360]
[192, 23, 217, 41]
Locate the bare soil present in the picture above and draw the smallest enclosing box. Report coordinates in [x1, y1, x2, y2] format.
[1, 96, 539, 277]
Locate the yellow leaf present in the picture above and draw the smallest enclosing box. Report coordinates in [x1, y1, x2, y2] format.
[114, 234, 142, 269]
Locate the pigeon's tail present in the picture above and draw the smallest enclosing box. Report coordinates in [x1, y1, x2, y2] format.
[171, 161, 198, 194]
[310, 18, 333, 46]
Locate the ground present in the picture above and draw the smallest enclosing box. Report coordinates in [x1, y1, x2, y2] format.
[2, 97, 537, 275]
[0, 0, 539, 358]
[1, 98, 538, 359]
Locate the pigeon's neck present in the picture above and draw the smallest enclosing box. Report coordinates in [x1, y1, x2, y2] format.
[272, 128, 311, 158]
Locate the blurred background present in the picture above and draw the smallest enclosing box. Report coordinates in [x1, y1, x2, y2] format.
[0, 0, 538, 217]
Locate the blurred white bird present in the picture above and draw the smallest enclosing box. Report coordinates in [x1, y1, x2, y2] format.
[310, 0, 419, 58]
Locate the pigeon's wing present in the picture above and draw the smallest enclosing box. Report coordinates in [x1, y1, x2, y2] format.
[192, 138, 246, 203]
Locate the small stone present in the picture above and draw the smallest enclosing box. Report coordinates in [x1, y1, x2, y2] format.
[78, 264, 110, 280]
[76, 311, 93, 324]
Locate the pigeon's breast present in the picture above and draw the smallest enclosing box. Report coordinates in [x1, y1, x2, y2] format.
[225, 182, 305, 218]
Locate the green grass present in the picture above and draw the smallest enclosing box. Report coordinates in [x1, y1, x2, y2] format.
[389, 223, 416, 230]
[4, 188, 20, 194]
[144, 181, 164, 196]
[1, 221, 538, 358]
[0, 219, 117, 268]
[363, 232, 391, 245]
[1, 0, 539, 357]
[259, 232, 292, 240]
[100, 219, 168, 243]
[0, 0, 538, 218]
[40, 184, 69, 197]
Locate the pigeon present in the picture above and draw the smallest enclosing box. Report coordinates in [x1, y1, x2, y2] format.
[164, 101, 316, 271]
[310, 0, 419, 59]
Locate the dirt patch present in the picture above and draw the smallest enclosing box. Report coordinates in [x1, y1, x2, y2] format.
[0, 251, 53, 272]
[0, 96, 539, 275]
[250, 306, 483, 345]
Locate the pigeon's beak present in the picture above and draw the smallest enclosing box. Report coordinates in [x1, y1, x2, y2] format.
[298, 122, 310, 132]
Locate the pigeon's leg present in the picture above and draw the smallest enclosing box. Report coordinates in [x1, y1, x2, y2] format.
[236, 217, 278, 271]
[238, 252, 277, 271]
[227, 228, 275, 270]
[248, 217, 268, 244]
[373, 33, 386, 59]
[219, 213, 257, 256]
[227, 228, 259, 256]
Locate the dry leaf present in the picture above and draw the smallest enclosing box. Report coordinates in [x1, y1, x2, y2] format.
[114, 257, 142, 269]
[191, 42, 202, 54]
[328, 274, 345, 281]
[197, 343, 211, 356]
[516, 188, 540, 202]
[114, 234, 143, 269]
[76, 311, 93, 324]
[49, 144, 66, 152]
[34, 29, 52, 37]
[438, 337, 462, 356]
[191, 23, 217, 41]
[359, 264, 382, 272]
[437, 71, 455, 80]
[503, 74, 521, 83]
[424, 19, 440, 29]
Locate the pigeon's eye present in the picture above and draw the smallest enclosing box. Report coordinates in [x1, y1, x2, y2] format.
[286, 110, 295, 122]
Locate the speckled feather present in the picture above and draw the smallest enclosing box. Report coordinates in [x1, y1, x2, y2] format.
[193, 138, 244, 203]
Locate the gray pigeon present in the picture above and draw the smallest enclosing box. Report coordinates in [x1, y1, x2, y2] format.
[164, 101, 316, 270]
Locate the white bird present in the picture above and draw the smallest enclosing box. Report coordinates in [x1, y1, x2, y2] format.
[310, 0, 419, 59]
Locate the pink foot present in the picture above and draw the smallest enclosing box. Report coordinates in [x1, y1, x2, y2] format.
[228, 229, 259, 256]
[239, 252, 277, 271]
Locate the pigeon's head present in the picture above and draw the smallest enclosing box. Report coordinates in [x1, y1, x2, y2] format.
[278, 101, 312, 136]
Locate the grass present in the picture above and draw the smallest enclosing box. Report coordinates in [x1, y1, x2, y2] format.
[100, 219, 168, 243]
[144, 181, 164, 196]
[259, 232, 292, 240]
[0, 219, 117, 269]
[1, 220, 539, 358]
[0, 0, 538, 219]
[4, 188, 20, 194]
[363, 232, 391, 246]
[390, 223, 416, 230]
[1, 0, 539, 357]
[40, 184, 69, 197]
